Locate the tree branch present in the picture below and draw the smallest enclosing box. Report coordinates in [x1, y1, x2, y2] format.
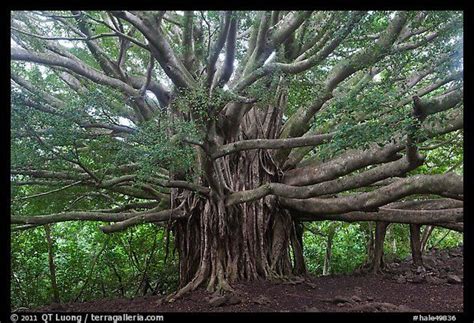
[278, 11, 409, 156]
[226, 151, 424, 206]
[283, 143, 404, 186]
[206, 11, 232, 87]
[111, 11, 196, 89]
[13, 181, 83, 201]
[212, 133, 333, 159]
[282, 172, 462, 215]
[297, 207, 462, 225]
[100, 208, 186, 233]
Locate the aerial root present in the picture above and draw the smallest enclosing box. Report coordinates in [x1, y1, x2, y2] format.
[164, 272, 205, 302]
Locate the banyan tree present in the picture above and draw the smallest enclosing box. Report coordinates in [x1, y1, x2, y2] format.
[11, 10, 463, 299]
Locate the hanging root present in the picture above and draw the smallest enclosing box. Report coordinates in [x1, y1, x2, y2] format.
[164, 110, 301, 301]
[213, 260, 234, 293]
[165, 268, 206, 302]
[165, 199, 235, 302]
[164, 259, 234, 302]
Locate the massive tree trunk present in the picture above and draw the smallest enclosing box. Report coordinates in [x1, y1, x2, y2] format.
[170, 102, 301, 297]
[172, 195, 296, 295]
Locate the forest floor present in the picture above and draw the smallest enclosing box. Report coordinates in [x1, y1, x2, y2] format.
[32, 246, 463, 313]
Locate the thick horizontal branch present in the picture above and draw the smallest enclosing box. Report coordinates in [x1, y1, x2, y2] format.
[100, 208, 186, 233]
[13, 171, 169, 202]
[415, 88, 463, 117]
[392, 31, 438, 52]
[283, 143, 404, 186]
[424, 108, 463, 138]
[284, 104, 463, 187]
[11, 47, 137, 96]
[387, 198, 463, 210]
[226, 151, 424, 206]
[281, 172, 462, 216]
[10, 203, 177, 230]
[11, 211, 134, 226]
[94, 172, 207, 195]
[148, 178, 210, 195]
[95, 201, 160, 213]
[80, 122, 136, 134]
[296, 207, 463, 225]
[212, 133, 333, 159]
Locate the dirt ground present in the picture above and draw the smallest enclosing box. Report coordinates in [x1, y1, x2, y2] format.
[30, 246, 463, 313]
